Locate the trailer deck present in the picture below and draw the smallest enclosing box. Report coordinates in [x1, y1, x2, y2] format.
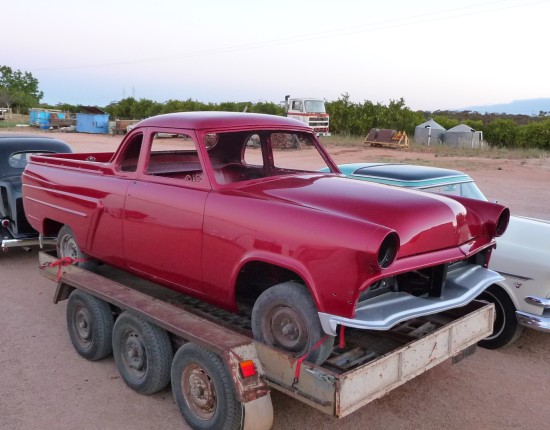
[38, 251, 494, 429]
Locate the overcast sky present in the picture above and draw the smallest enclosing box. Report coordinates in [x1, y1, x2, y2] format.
[4, 0, 549, 111]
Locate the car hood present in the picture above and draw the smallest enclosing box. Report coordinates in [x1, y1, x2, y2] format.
[490, 215, 550, 279]
[495, 215, 550, 255]
[237, 174, 485, 258]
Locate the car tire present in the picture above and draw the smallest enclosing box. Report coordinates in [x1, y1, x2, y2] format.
[251, 281, 334, 365]
[477, 284, 523, 349]
[56, 225, 96, 270]
[171, 343, 243, 430]
[66, 289, 114, 360]
[112, 312, 173, 395]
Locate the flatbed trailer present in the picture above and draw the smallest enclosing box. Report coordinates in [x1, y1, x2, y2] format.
[38, 251, 494, 430]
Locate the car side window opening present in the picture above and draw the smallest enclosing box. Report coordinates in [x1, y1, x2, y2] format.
[203, 130, 330, 185]
[423, 182, 487, 201]
[9, 151, 54, 169]
[145, 132, 203, 182]
[118, 133, 143, 172]
[271, 132, 328, 173]
[243, 134, 263, 167]
[291, 100, 302, 111]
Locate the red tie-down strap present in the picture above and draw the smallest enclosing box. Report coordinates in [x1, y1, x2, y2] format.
[293, 334, 330, 386]
[40, 257, 88, 281]
[292, 326, 346, 385]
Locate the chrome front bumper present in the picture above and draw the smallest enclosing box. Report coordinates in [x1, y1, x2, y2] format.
[318, 264, 504, 336]
[516, 295, 550, 332]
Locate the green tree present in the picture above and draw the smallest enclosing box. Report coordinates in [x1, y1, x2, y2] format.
[432, 115, 459, 130]
[325, 93, 358, 135]
[250, 101, 285, 115]
[326, 94, 424, 136]
[106, 97, 138, 118]
[517, 119, 550, 149]
[483, 119, 518, 147]
[380, 98, 424, 132]
[135, 98, 162, 118]
[463, 119, 483, 131]
[0, 65, 43, 113]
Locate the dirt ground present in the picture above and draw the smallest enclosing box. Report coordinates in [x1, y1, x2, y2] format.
[1, 129, 550, 430]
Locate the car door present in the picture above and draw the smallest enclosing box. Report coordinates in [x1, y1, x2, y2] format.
[122, 129, 211, 295]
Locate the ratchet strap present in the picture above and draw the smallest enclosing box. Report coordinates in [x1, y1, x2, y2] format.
[40, 256, 89, 281]
[292, 334, 330, 386]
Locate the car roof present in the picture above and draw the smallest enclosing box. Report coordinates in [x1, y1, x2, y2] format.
[136, 111, 312, 131]
[0, 136, 72, 179]
[0, 136, 72, 153]
[338, 163, 473, 188]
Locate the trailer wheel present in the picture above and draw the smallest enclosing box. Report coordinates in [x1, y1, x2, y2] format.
[477, 285, 523, 349]
[251, 281, 334, 365]
[112, 312, 173, 395]
[172, 343, 243, 430]
[66, 290, 114, 361]
[57, 225, 96, 270]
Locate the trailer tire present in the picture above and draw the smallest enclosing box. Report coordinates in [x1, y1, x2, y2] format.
[477, 284, 523, 349]
[57, 225, 96, 270]
[112, 312, 173, 395]
[172, 343, 243, 430]
[251, 281, 334, 365]
[66, 290, 114, 361]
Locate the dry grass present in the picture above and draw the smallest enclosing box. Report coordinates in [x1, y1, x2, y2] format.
[0, 114, 30, 128]
[321, 135, 549, 160]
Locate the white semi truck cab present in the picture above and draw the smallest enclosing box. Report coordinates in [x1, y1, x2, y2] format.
[285, 96, 331, 136]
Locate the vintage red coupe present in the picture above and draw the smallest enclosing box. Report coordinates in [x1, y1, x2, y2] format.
[22, 112, 509, 363]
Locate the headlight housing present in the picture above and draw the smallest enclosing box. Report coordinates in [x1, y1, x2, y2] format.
[378, 232, 399, 269]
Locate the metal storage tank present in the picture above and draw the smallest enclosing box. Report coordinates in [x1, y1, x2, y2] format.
[443, 124, 483, 148]
[76, 106, 109, 134]
[414, 119, 446, 145]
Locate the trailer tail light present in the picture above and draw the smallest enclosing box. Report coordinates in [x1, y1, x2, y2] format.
[1, 219, 10, 228]
[239, 360, 257, 378]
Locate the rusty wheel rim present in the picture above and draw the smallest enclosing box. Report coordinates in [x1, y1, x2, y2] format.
[263, 304, 308, 354]
[73, 304, 92, 348]
[119, 329, 146, 379]
[181, 363, 216, 420]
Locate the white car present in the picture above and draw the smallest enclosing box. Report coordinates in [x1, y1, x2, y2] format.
[331, 163, 550, 349]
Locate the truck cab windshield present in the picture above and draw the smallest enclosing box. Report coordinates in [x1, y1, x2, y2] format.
[304, 100, 326, 113]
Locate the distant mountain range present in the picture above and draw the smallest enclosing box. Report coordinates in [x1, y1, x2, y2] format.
[460, 98, 550, 115]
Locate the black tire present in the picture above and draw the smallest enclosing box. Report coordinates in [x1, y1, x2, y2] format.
[477, 284, 524, 349]
[171, 343, 243, 430]
[56, 225, 96, 270]
[66, 290, 114, 360]
[112, 312, 172, 395]
[251, 281, 334, 365]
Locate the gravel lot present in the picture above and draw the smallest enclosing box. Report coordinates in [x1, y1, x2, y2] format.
[1, 129, 549, 429]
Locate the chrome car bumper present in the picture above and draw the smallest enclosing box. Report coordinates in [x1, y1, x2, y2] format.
[1, 236, 56, 252]
[318, 264, 503, 336]
[516, 296, 550, 332]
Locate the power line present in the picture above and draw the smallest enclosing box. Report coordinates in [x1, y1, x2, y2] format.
[33, 0, 549, 71]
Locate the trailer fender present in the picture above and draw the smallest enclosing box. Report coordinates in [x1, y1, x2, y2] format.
[243, 395, 273, 430]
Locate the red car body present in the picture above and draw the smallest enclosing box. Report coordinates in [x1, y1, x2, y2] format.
[22, 112, 508, 335]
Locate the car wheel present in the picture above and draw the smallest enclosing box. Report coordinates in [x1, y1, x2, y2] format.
[172, 343, 243, 430]
[112, 312, 173, 395]
[66, 289, 114, 360]
[56, 225, 96, 270]
[251, 281, 334, 365]
[477, 284, 523, 349]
